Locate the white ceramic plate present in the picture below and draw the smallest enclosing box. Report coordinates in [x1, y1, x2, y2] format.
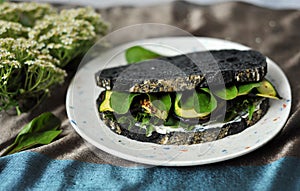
[66, 37, 291, 166]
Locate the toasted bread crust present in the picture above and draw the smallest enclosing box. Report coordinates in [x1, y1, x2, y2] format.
[96, 49, 267, 93]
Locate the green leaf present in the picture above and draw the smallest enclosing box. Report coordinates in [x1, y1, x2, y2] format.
[149, 94, 172, 112]
[215, 86, 238, 100]
[4, 130, 62, 155]
[238, 82, 261, 95]
[110, 92, 140, 114]
[141, 116, 150, 125]
[117, 116, 130, 124]
[17, 112, 60, 136]
[194, 89, 217, 113]
[125, 46, 162, 64]
[117, 116, 135, 130]
[224, 110, 238, 122]
[145, 124, 155, 137]
[248, 103, 256, 120]
[135, 112, 150, 124]
[200, 88, 210, 94]
[1, 112, 62, 156]
[164, 116, 179, 127]
[178, 92, 195, 109]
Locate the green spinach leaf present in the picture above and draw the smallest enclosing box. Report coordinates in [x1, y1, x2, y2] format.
[177, 92, 195, 109]
[238, 82, 261, 95]
[215, 86, 238, 100]
[1, 112, 62, 156]
[248, 103, 256, 120]
[117, 116, 135, 130]
[125, 46, 162, 64]
[194, 89, 217, 113]
[149, 94, 172, 112]
[164, 116, 179, 127]
[145, 124, 155, 137]
[110, 92, 140, 114]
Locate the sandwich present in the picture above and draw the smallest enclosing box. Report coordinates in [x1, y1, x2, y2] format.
[95, 49, 280, 145]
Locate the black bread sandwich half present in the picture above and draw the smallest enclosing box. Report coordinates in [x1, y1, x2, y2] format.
[95, 49, 280, 145]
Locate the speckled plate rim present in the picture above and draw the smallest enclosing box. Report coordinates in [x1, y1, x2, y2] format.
[66, 37, 292, 166]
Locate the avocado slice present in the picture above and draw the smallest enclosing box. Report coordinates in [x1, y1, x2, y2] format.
[174, 93, 211, 118]
[256, 79, 280, 100]
[99, 91, 114, 112]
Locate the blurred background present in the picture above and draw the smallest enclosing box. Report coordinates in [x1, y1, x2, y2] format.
[14, 0, 300, 9]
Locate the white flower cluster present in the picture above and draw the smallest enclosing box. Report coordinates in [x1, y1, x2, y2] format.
[0, 37, 66, 90]
[0, 2, 108, 112]
[0, 2, 56, 27]
[28, 7, 109, 67]
[0, 20, 29, 38]
[59, 7, 109, 35]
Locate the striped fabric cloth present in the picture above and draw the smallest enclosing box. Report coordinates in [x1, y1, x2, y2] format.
[1, 152, 299, 190]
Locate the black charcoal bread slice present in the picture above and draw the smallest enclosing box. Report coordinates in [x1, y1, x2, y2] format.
[97, 98, 269, 145]
[95, 49, 267, 93]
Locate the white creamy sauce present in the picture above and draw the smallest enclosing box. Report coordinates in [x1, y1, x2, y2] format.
[134, 100, 262, 135]
[134, 123, 186, 134]
[154, 126, 187, 134]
